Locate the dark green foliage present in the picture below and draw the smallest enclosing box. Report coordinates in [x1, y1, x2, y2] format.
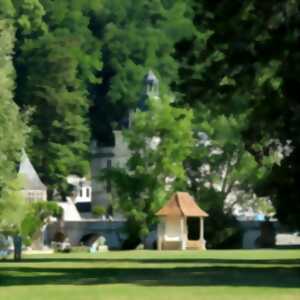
[14, 0, 102, 197]
[0, 2, 26, 194]
[0, 180, 27, 235]
[0, 0, 15, 17]
[21, 201, 62, 245]
[105, 94, 194, 244]
[177, 0, 300, 229]
[90, 0, 194, 143]
[0, 2, 28, 238]
[16, 32, 92, 195]
[92, 204, 106, 217]
[1, 0, 300, 242]
[204, 207, 241, 249]
[258, 153, 300, 229]
[256, 220, 276, 248]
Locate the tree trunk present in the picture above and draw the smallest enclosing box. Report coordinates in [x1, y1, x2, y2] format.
[13, 235, 22, 262]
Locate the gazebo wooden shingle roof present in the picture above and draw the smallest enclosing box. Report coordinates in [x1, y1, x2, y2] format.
[156, 192, 208, 217]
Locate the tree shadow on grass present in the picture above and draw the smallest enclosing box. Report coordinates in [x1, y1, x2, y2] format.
[10, 257, 300, 266]
[0, 264, 299, 288]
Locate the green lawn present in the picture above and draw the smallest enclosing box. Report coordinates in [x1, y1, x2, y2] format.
[0, 250, 299, 300]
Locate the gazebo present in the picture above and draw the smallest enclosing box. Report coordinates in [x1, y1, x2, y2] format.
[156, 192, 208, 250]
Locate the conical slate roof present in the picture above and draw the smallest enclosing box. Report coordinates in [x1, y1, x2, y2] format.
[18, 150, 47, 191]
[156, 192, 208, 217]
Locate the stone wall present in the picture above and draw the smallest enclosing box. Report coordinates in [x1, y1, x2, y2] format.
[46, 220, 126, 249]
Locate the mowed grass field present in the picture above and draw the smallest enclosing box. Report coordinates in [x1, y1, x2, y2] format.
[0, 250, 299, 300]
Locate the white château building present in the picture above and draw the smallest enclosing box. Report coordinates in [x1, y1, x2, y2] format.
[67, 175, 92, 204]
[66, 175, 92, 219]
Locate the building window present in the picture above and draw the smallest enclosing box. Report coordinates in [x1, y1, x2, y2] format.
[86, 188, 90, 198]
[107, 159, 112, 169]
[80, 189, 83, 198]
[26, 191, 44, 202]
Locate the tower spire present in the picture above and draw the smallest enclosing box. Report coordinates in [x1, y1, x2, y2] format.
[144, 70, 159, 98]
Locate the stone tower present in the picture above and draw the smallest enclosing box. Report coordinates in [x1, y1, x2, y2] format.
[91, 70, 160, 216]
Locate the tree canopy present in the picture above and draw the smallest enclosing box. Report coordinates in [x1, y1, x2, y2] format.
[90, 0, 194, 144]
[14, 0, 102, 197]
[105, 93, 194, 244]
[0, 1, 27, 236]
[1, 0, 300, 244]
[176, 0, 300, 228]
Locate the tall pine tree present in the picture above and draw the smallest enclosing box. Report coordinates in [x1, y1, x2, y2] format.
[14, 0, 102, 197]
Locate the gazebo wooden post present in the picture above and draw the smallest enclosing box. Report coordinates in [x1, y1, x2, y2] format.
[180, 217, 185, 250]
[200, 217, 204, 241]
[157, 220, 163, 250]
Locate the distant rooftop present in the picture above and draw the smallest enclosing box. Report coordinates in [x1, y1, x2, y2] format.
[18, 150, 47, 191]
[156, 192, 208, 217]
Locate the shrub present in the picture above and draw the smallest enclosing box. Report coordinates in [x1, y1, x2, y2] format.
[92, 205, 106, 217]
[205, 208, 242, 249]
[53, 231, 66, 242]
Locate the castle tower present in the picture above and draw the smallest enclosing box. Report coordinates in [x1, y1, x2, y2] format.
[129, 70, 160, 124]
[91, 70, 160, 216]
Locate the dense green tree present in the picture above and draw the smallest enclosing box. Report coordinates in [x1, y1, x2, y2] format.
[0, 0, 15, 17]
[0, 1, 26, 193]
[189, 111, 273, 211]
[0, 1, 26, 209]
[21, 201, 62, 246]
[105, 93, 194, 246]
[13, 0, 47, 35]
[0, 2, 28, 260]
[0, 179, 27, 261]
[176, 0, 300, 228]
[2, 0, 299, 241]
[0, 180, 27, 239]
[14, 0, 102, 197]
[187, 109, 277, 247]
[0, 193, 62, 260]
[91, 0, 194, 143]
